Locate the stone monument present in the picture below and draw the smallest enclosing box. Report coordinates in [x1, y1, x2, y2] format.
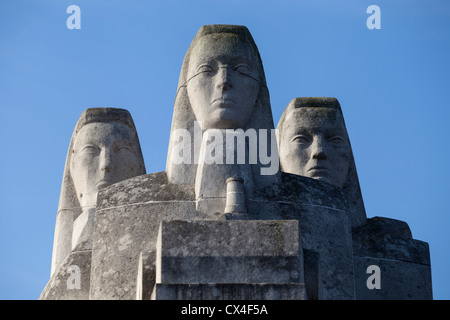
[40, 108, 146, 299]
[277, 97, 432, 299]
[40, 25, 432, 300]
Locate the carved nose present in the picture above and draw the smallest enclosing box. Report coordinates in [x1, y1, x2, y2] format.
[216, 67, 232, 91]
[312, 137, 327, 160]
[100, 149, 114, 173]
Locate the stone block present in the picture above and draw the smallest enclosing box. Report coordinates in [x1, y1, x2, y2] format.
[155, 220, 303, 285]
[353, 216, 431, 265]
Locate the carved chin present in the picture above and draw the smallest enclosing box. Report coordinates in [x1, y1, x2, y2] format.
[309, 174, 331, 185]
[213, 106, 254, 129]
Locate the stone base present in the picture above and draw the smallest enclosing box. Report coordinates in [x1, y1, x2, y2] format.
[151, 283, 308, 300]
[89, 172, 353, 299]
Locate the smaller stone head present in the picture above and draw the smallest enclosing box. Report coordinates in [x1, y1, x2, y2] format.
[68, 108, 146, 209]
[277, 97, 351, 188]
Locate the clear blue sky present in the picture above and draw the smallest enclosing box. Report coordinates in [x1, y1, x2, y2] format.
[1, 0, 449, 300]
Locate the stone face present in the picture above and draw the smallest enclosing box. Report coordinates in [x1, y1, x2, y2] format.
[277, 97, 366, 229]
[166, 24, 279, 194]
[42, 108, 146, 299]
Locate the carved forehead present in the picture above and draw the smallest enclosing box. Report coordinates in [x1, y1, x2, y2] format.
[73, 122, 136, 147]
[291, 107, 338, 123]
[282, 108, 347, 135]
[188, 34, 257, 69]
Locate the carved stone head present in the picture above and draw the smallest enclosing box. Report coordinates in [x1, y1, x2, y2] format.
[166, 25, 276, 185]
[278, 99, 351, 187]
[185, 30, 261, 130]
[65, 108, 146, 210]
[277, 97, 366, 228]
[52, 108, 146, 275]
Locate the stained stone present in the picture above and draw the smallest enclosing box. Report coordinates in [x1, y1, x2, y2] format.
[152, 283, 308, 300]
[39, 250, 91, 300]
[155, 220, 303, 285]
[41, 108, 146, 299]
[40, 25, 433, 301]
[352, 217, 432, 299]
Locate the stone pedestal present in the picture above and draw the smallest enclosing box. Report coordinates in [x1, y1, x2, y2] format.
[89, 172, 353, 300]
[149, 220, 305, 300]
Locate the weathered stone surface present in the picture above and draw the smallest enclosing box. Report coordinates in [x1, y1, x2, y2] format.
[152, 283, 308, 300]
[39, 250, 91, 300]
[50, 108, 146, 276]
[90, 171, 353, 300]
[155, 220, 303, 285]
[353, 217, 431, 265]
[41, 24, 433, 301]
[90, 169, 348, 295]
[136, 250, 156, 300]
[277, 97, 366, 229]
[352, 216, 432, 299]
[166, 24, 278, 192]
[354, 256, 433, 300]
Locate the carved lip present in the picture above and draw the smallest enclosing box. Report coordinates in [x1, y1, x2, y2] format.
[96, 180, 113, 188]
[211, 97, 236, 105]
[308, 166, 329, 173]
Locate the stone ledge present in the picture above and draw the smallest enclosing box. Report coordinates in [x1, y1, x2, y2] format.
[151, 283, 308, 300]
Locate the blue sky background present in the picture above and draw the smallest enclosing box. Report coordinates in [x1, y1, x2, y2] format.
[1, 0, 449, 300]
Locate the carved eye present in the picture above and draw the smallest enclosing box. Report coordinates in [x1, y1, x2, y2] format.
[327, 136, 346, 145]
[234, 64, 251, 74]
[114, 145, 133, 153]
[80, 145, 100, 155]
[197, 64, 214, 73]
[292, 134, 311, 144]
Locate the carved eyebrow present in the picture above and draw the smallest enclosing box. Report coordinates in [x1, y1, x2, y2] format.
[75, 144, 100, 154]
[113, 143, 135, 152]
[178, 59, 261, 94]
[195, 61, 216, 72]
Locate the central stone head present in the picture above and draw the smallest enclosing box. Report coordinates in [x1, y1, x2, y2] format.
[185, 25, 262, 130]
